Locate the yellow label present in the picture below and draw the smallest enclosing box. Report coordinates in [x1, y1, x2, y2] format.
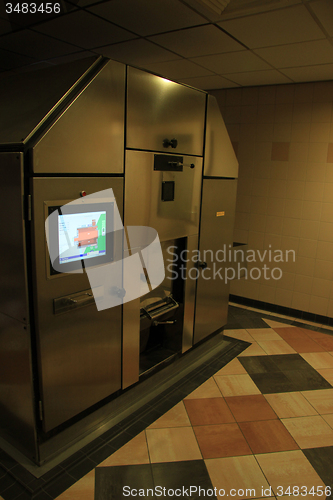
[216, 211, 225, 217]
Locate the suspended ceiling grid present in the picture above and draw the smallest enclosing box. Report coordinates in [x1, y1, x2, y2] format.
[0, 0, 332, 89]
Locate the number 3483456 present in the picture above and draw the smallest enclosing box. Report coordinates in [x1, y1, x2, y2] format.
[5, 3, 61, 14]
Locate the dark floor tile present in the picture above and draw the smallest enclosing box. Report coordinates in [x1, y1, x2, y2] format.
[270, 353, 312, 372]
[238, 355, 282, 374]
[66, 457, 96, 481]
[0, 480, 27, 500]
[89, 443, 120, 466]
[303, 446, 333, 493]
[95, 464, 155, 500]
[39, 465, 63, 484]
[0, 472, 17, 494]
[0, 450, 18, 471]
[8, 464, 37, 487]
[42, 470, 76, 498]
[250, 372, 295, 394]
[284, 369, 332, 392]
[151, 460, 217, 500]
[31, 489, 54, 500]
[58, 449, 86, 470]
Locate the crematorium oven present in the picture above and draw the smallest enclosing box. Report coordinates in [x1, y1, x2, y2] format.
[0, 56, 238, 465]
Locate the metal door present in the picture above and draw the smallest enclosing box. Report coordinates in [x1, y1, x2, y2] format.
[31, 177, 123, 432]
[194, 179, 237, 344]
[127, 67, 206, 156]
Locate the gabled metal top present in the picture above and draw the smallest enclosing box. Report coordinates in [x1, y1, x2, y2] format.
[0, 56, 101, 148]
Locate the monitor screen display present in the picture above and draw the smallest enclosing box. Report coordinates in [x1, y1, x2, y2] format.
[58, 211, 106, 264]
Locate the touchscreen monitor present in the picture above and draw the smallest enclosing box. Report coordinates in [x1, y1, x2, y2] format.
[58, 211, 106, 264]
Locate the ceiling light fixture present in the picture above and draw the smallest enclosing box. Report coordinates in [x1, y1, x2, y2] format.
[196, 0, 231, 14]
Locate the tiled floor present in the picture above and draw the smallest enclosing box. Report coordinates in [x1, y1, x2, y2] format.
[1, 304, 333, 500]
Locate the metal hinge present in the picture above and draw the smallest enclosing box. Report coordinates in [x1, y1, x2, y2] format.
[38, 400, 43, 421]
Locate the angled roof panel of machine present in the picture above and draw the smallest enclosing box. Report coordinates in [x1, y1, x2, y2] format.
[0, 56, 100, 147]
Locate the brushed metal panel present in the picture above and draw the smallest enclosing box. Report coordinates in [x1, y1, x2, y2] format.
[124, 150, 202, 242]
[122, 296, 140, 389]
[33, 59, 125, 174]
[204, 95, 238, 178]
[127, 67, 206, 156]
[194, 178, 237, 344]
[182, 234, 198, 353]
[0, 152, 29, 323]
[32, 177, 123, 432]
[0, 57, 99, 146]
[0, 313, 37, 460]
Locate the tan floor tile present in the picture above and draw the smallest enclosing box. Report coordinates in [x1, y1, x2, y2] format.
[148, 402, 191, 428]
[263, 318, 293, 329]
[281, 415, 333, 448]
[224, 329, 254, 342]
[264, 392, 318, 418]
[214, 374, 261, 397]
[300, 352, 333, 369]
[98, 432, 149, 466]
[317, 368, 333, 384]
[146, 426, 202, 463]
[301, 389, 333, 414]
[322, 413, 333, 428]
[257, 339, 296, 355]
[55, 470, 94, 500]
[238, 342, 267, 356]
[205, 455, 270, 500]
[185, 377, 222, 399]
[214, 358, 247, 376]
[256, 450, 325, 500]
[246, 328, 282, 341]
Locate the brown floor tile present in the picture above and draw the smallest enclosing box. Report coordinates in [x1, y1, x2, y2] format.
[322, 413, 333, 428]
[301, 388, 333, 414]
[237, 342, 267, 356]
[256, 450, 326, 499]
[239, 419, 299, 454]
[277, 327, 310, 340]
[193, 423, 252, 459]
[185, 378, 222, 399]
[257, 339, 296, 355]
[281, 415, 333, 448]
[263, 318, 294, 329]
[247, 328, 282, 341]
[214, 358, 247, 376]
[148, 402, 191, 428]
[280, 337, 326, 353]
[146, 427, 202, 463]
[224, 329, 254, 342]
[205, 455, 270, 500]
[225, 394, 278, 422]
[184, 397, 235, 426]
[264, 392, 318, 418]
[304, 330, 333, 350]
[214, 374, 261, 397]
[300, 352, 333, 369]
[55, 470, 94, 500]
[317, 368, 333, 384]
[98, 432, 149, 466]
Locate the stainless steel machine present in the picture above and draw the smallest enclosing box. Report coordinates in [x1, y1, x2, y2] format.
[0, 56, 238, 465]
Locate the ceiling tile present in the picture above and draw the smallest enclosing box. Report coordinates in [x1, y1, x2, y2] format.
[218, 5, 326, 48]
[34, 10, 136, 49]
[88, 0, 207, 36]
[179, 74, 239, 90]
[190, 50, 271, 74]
[0, 47, 35, 71]
[141, 59, 214, 80]
[148, 24, 245, 58]
[0, 16, 12, 35]
[95, 39, 181, 66]
[309, 0, 333, 37]
[255, 39, 333, 68]
[282, 64, 333, 82]
[224, 70, 293, 86]
[0, 30, 81, 59]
